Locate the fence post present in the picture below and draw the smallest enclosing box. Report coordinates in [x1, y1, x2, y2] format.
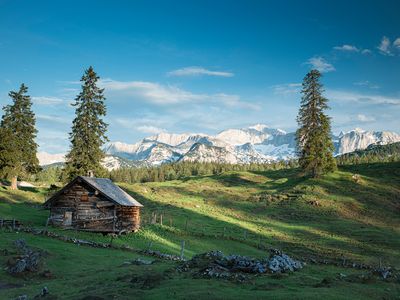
[151, 212, 157, 224]
[243, 230, 247, 240]
[45, 217, 51, 234]
[169, 217, 173, 227]
[160, 214, 163, 226]
[185, 218, 189, 231]
[180, 240, 185, 260]
[147, 241, 153, 251]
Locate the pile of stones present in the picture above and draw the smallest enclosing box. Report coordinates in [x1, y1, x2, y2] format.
[140, 249, 185, 261]
[178, 249, 303, 281]
[7, 239, 46, 275]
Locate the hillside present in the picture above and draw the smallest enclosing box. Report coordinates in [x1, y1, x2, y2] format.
[0, 162, 399, 299]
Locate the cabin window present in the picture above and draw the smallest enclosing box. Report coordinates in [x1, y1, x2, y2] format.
[81, 194, 88, 202]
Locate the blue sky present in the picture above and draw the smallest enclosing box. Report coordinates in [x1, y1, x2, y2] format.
[0, 0, 399, 153]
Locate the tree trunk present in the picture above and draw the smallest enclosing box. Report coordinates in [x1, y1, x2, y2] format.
[10, 176, 18, 190]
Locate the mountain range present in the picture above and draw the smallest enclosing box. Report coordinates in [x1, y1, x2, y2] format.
[37, 124, 400, 170]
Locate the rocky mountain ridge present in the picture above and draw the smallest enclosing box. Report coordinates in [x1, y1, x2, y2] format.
[37, 124, 400, 170]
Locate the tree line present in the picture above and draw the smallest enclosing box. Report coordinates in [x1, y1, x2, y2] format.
[3, 66, 384, 188]
[29, 160, 298, 184]
[32, 143, 400, 185]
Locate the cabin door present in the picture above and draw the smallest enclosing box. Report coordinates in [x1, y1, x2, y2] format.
[63, 211, 72, 226]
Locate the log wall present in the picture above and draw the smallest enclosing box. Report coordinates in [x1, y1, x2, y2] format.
[48, 179, 140, 233]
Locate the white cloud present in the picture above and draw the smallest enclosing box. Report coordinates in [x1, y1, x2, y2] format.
[377, 36, 393, 56]
[327, 90, 400, 106]
[136, 125, 167, 134]
[167, 66, 234, 77]
[213, 93, 261, 110]
[333, 44, 359, 52]
[353, 81, 379, 89]
[100, 79, 205, 104]
[272, 83, 302, 95]
[37, 114, 70, 124]
[357, 114, 375, 122]
[361, 49, 372, 55]
[32, 96, 64, 105]
[394, 38, 400, 49]
[99, 78, 259, 110]
[306, 57, 335, 73]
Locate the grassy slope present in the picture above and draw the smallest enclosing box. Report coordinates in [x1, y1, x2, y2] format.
[0, 162, 399, 299]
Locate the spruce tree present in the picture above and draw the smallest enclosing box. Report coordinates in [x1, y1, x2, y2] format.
[296, 70, 336, 177]
[64, 66, 108, 180]
[0, 84, 39, 189]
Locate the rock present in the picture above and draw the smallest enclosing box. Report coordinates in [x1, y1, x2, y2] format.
[41, 286, 49, 296]
[8, 239, 44, 275]
[267, 249, 303, 273]
[140, 249, 184, 261]
[352, 174, 361, 183]
[374, 267, 392, 279]
[123, 258, 155, 266]
[14, 239, 29, 254]
[268, 253, 303, 273]
[178, 249, 303, 281]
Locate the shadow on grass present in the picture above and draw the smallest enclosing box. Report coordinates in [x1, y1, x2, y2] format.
[120, 162, 400, 264]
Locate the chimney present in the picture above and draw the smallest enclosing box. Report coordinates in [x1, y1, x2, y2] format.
[88, 170, 94, 178]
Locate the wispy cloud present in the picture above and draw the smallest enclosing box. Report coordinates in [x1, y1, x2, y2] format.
[357, 114, 375, 122]
[136, 125, 167, 134]
[214, 93, 261, 110]
[333, 44, 359, 52]
[32, 96, 65, 105]
[361, 49, 372, 55]
[272, 83, 302, 95]
[353, 80, 379, 89]
[333, 44, 372, 55]
[37, 114, 70, 124]
[327, 90, 400, 106]
[167, 66, 234, 77]
[100, 79, 205, 104]
[306, 56, 335, 73]
[377, 36, 393, 56]
[99, 78, 258, 110]
[394, 38, 400, 49]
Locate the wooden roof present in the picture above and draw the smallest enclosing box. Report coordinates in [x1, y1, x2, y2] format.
[44, 176, 143, 207]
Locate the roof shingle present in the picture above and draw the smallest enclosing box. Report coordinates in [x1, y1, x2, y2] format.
[80, 176, 143, 207]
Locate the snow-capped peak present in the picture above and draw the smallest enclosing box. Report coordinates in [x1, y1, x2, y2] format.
[38, 125, 400, 170]
[37, 152, 66, 166]
[248, 124, 270, 132]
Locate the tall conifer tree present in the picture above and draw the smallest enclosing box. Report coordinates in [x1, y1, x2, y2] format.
[64, 66, 108, 180]
[296, 70, 336, 177]
[0, 84, 39, 189]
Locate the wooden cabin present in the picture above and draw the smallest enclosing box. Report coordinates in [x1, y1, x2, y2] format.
[44, 176, 143, 233]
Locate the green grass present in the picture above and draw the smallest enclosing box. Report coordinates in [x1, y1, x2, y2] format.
[1, 162, 399, 299]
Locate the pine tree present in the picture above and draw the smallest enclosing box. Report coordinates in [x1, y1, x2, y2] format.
[296, 70, 336, 177]
[64, 66, 108, 180]
[0, 84, 39, 189]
